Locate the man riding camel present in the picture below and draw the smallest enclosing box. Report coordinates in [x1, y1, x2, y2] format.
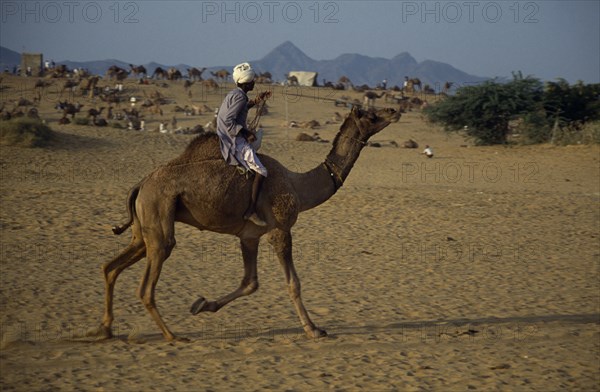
[216, 62, 270, 226]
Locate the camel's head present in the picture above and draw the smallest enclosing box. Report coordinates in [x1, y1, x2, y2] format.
[350, 106, 401, 141]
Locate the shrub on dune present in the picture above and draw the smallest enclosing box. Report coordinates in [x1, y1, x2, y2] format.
[0, 118, 55, 147]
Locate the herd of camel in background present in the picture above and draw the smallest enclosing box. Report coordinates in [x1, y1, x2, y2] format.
[113, 64, 454, 105]
[1, 62, 453, 138]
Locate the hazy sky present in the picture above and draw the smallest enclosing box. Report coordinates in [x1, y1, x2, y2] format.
[1, 0, 598, 83]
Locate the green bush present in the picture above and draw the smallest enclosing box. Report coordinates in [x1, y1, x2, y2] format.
[424, 72, 543, 145]
[0, 117, 54, 147]
[424, 72, 600, 145]
[519, 110, 552, 144]
[543, 79, 600, 124]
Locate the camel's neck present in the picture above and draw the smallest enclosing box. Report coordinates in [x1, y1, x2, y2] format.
[292, 165, 338, 212]
[293, 116, 368, 212]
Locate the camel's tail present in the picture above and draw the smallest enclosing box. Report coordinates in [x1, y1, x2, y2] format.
[111, 181, 142, 235]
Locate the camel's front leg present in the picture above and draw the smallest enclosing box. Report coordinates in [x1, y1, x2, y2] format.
[268, 229, 327, 339]
[190, 238, 260, 314]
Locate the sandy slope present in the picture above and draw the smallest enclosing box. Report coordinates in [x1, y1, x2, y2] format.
[1, 75, 598, 391]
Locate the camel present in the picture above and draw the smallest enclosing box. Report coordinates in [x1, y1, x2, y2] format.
[81, 76, 100, 98]
[363, 91, 385, 108]
[75, 68, 90, 79]
[47, 64, 69, 78]
[323, 81, 345, 90]
[87, 107, 105, 120]
[93, 106, 399, 342]
[16, 97, 33, 107]
[26, 107, 40, 120]
[295, 132, 328, 143]
[442, 81, 454, 95]
[402, 139, 419, 149]
[423, 84, 435, 95]
[210, 69, 230, 82]
[329, 112, 344, 123]
[338, 76, 353, 89]
[255, 72, 272, 84]
[200, 79, 219, 91]
[286, 74, 299, 86]
[62, 79, 80, 93]
[93, 117, 108, 127]
[198, 104, 213, 114]
[106, 66, 128, 81]
[115, 70, 128, 82]
[58, 115, 70, 125]
[288, 119, 320, 129]
[152, 67, 167, 80]
[385, 92, 406, 104]
[140, 100, 163, 116]
[0, 103, 33, 121]
[56, 101, 83, 119]
[99, 91, 124, 107]
[187, 67, 206, 81]
[144, 89, 168, 105]
[167, 68, 183, 81]
[352, 84, 370, 93]
[129, 64, 147, 78]
[34, 79, 53, 89]
[403, 77, 421, 93]
[174, 104, 209, 116]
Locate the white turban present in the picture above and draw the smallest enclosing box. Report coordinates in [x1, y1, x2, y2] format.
[233, 62, 255, 84]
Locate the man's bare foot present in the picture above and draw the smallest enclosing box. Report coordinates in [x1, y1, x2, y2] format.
[245, 212, 267, 226]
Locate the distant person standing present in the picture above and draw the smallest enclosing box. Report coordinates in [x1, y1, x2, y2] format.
[422, 145, 434, 158]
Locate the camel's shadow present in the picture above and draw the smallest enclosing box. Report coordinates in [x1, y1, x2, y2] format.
[46, 130, 116, 151]
[88, 312, 599, 345]
[329, 313, 598, 340]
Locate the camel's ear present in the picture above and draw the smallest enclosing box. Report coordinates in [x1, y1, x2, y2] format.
[351, 105, 361, 117]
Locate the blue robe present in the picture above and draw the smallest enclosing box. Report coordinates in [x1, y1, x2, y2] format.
[216, 87, 268, 176]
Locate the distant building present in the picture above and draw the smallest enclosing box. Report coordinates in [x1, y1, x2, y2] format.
[21, 53, 43, 76]
[287, 71, 318, 87]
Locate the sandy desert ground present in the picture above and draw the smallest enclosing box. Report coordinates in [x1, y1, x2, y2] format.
[0, 75, 599, 391]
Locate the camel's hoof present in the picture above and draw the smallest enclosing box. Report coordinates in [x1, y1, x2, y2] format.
[310, 328, 328, 339]
[190, 297, 208, 315]
[86, 325, 113, 340]
[169, 336, 191, 343]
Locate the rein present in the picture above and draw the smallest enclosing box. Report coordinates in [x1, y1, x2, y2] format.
[248, 91, 270, 131]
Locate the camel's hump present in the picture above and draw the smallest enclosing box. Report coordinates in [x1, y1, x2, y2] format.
[171, 132, 223, 163]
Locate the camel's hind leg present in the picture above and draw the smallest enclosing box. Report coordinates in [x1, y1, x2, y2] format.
[268, 229, 327, 339]
[190, 237, 259, 314]
[100, 233, 146, 338]
[136, 201, 182, 341]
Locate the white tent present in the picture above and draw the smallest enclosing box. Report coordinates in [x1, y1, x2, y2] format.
[288, 71, 318, 87]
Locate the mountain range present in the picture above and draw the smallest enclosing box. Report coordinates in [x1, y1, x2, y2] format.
[0, 41, 489, 89]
